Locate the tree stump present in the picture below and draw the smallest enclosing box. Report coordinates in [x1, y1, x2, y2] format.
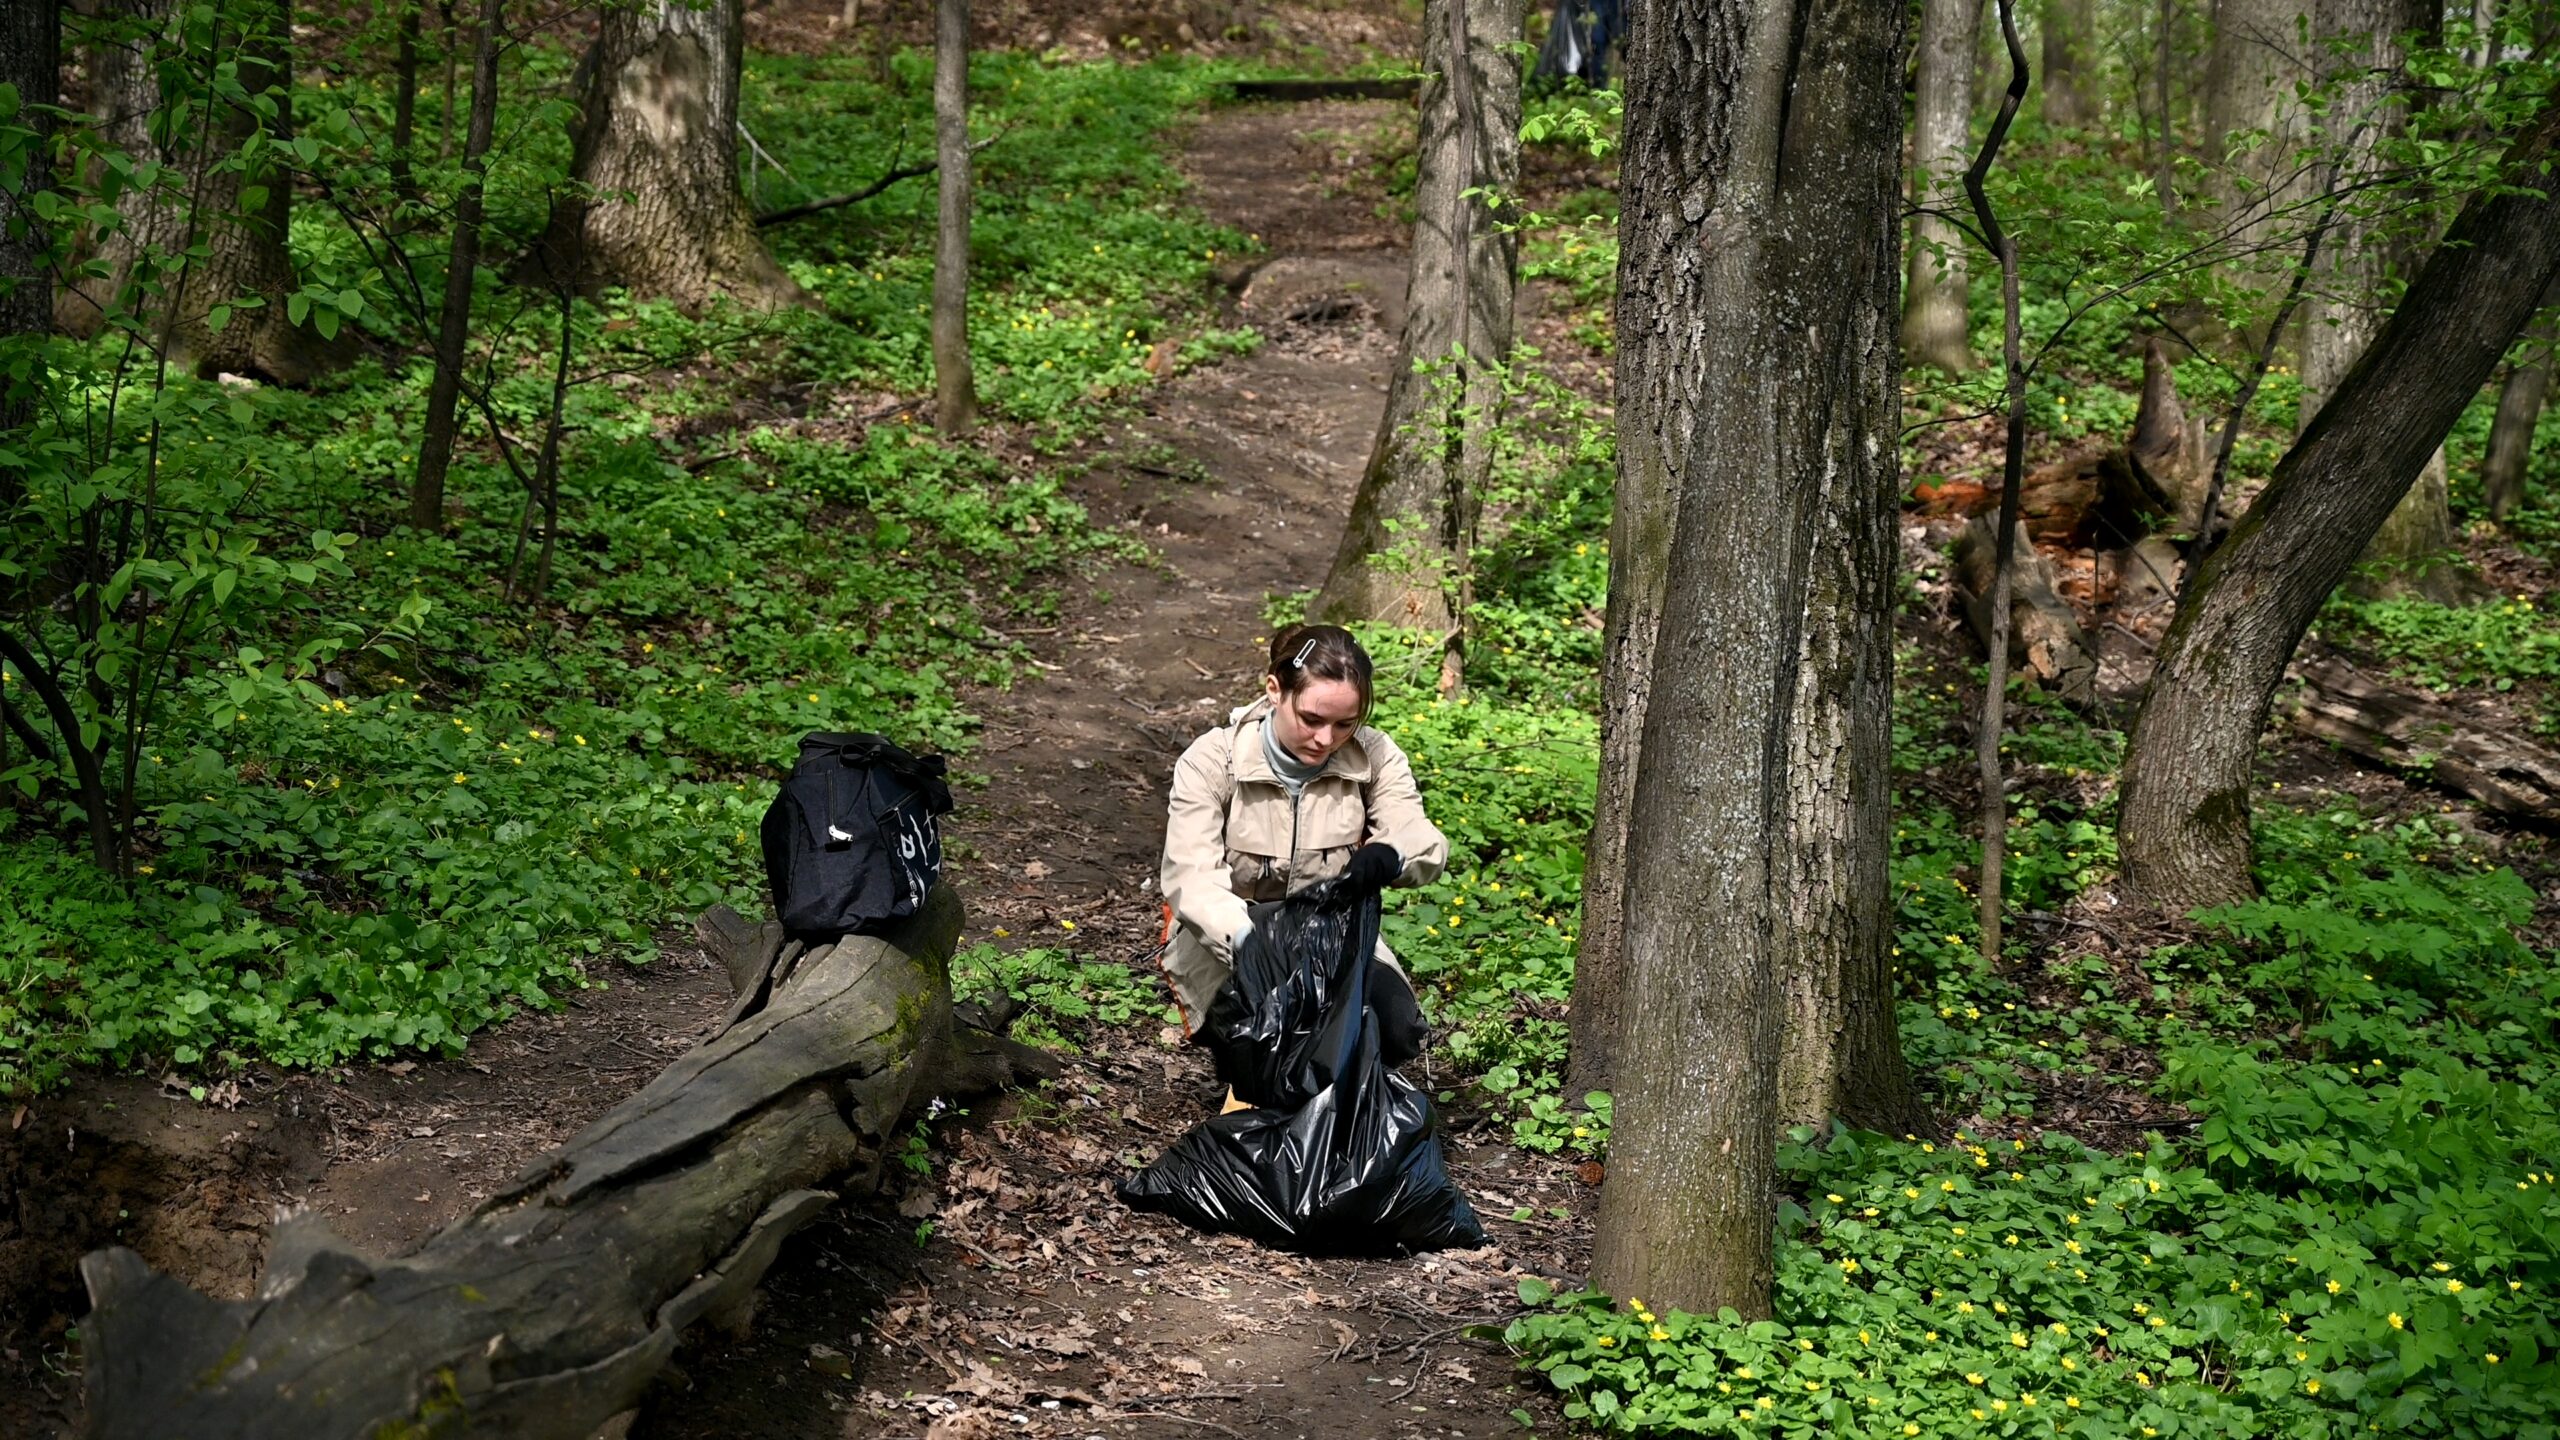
[73, 885, 1051, 1440]
[1953, 516, 2098, 705]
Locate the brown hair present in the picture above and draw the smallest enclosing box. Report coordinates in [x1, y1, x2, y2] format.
[1267, 623, 1374, 720]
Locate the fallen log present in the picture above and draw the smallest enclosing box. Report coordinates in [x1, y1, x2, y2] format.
[74, 885, 1054, 1440]
[2286, 657, 2560, 823]
[1954, 516, 2097, 705]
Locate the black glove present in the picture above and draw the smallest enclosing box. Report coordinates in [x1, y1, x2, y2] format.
[1341, 842, 1402, 896]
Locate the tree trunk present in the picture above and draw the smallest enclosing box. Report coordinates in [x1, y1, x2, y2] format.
[1, 0, 56, 512]
[2482, 292, 2554, 521]
[2040, 0, 2097, 126]
[2291, 0, 2485, 604]
[932, 0, 976, 437]
[1589, 0, 1907, 1316]
[2286, 655, 2560, 821]
[73, 891, 1057, 1439]
[390, 1, 422, 207]
[409, 0, 501, 534]
[1904, 0, 1982, 374]
[1954, 517, 2099, 703]
[1778, 258, 1915, 1134]
[1314, 0, 1525, 629]
[2467, 0, 2494, 65]
[1564, 0, 1685, 1103]
[2202, 0, 2315, 250]
[542, 0, 807, 311]
[2348, 447, 2492, 603]
[2154, 0, 2179, 211]
[2295, 0, 2405, 433]
[56, 0, 326, 382]
[2117, 99, 2560, 915]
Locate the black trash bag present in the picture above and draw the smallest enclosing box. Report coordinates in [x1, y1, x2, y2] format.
[1530, 0, 1591, 86]
[1116, 882, 1485, 1256]
[1530, 0, 1620, 88]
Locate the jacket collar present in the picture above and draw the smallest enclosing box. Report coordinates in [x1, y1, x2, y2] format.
[1228, 697, 1373, 785]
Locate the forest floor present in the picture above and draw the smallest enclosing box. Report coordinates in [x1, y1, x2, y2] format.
[0, 98, 1592, 1440]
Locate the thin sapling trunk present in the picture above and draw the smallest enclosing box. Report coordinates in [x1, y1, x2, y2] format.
[931, 0, 976, 437]
[390, 0, 422, 208]
[410, 0, 501, 532]
[1968, 0, 2028, 971]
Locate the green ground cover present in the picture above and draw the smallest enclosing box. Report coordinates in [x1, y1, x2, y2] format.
[0, 50, 1255, 1093]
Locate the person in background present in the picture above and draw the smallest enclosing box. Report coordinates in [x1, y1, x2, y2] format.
[1157, 624, 1448, 1109]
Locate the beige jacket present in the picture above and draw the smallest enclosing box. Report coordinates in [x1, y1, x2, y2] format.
[1157, 699, 1448, 1030]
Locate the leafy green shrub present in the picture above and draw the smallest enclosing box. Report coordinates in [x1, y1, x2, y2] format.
[1508, 800, 2560, 1439]
[1513, 1117, 2558, 1439]
[2318, 593, 2560, 699]
[948, 944, 1158, 1052]
[0, 50, 1239, 1092]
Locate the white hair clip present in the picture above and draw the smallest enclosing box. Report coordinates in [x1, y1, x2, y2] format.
[1292, 638, 1317, 668]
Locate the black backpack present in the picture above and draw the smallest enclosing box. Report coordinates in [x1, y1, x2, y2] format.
[759, 732, 953, 938]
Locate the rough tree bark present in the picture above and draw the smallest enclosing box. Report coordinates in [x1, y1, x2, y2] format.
[55, 0, 328, 381]
[2117, 98, 2560, 914]
[1777, 202, 1915, 1136]
[543, 0, 806, 311]
[2482, 296, 2554, 521]
[1565, 0, 1691, 1103]
[73, 889, 1057, 1438]
[932, 0, 976, 437]
[409, 0, 501, 534]
[2040, 0, 2097, 127]
[1904, 0, 1983, 375]
[1588, 0, 1907, 1315]
[1314, 0, 1524, 630]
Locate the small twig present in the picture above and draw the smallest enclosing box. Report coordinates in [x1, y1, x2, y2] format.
[945, 1233, 1018, 1271]
[755, 128, 1006, 228]
[734, 119, 804, 192]
[1969, 0, 2030, 971]
[1108, 1411, 1248, 1440]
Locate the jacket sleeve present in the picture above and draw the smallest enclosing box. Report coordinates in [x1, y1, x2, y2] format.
[1361, 729, 1449, 889]
[1162, 730, 1252, 962]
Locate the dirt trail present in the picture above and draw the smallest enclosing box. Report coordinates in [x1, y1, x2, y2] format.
[633, 101, 1595, 1440]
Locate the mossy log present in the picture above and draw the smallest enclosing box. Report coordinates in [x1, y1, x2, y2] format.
[73, 885, 1049, 1440]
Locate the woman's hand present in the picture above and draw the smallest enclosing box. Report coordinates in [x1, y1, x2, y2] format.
[1341, 842, 1402, 896]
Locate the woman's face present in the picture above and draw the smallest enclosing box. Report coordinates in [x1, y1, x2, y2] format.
[1264, 674, 1363, 766]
